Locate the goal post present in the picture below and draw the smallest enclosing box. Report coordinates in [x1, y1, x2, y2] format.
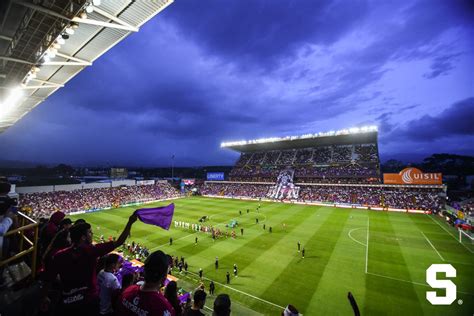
[459, 228, 474, 246]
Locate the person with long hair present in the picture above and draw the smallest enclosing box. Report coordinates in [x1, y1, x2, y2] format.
[164, 280, 182, 316]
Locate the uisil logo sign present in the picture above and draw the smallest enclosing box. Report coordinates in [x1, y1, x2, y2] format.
[426, 264, 456, 305]
[383, 167, 442, 185]
[401, 168, 440, 184]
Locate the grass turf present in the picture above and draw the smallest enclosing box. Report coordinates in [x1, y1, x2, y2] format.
[69, 197, 474, 315]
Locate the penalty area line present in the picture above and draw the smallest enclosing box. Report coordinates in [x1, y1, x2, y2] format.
[421, 231, 445, 261]
[348, 227, 367, 247]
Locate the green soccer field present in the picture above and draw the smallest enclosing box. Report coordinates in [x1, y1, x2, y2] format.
[70, 197, 474, 315]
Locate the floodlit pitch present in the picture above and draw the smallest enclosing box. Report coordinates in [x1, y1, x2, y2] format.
[70, 197, 474, 315]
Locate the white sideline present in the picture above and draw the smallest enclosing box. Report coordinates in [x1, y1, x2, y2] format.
[420, 231, 445, 261]
[367, 272, 474, 296]
[186, 271, 285, 310]
[365, 217, 370, 274]
[427, 214, 474, 254]
[348, 227, 367, 247]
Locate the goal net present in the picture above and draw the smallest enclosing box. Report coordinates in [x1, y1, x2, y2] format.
[459, 228, 474, 250]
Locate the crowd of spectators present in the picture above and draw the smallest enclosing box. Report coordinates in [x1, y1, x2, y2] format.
[230, 163, 380, 183]
[34, 214, 235, 316]
[230, 143, 380, 183]
[234, 143, 378, 167]
[1, 178, 240, 316]
[354, 144, 378, 162]
[202, 182, 442, 211]
[451, 199, 474, 219]
[19, 183, 181, 219]
[294, 163, 379, 178]
[201, 183, 272, 199]
[331, 146, 352, 162]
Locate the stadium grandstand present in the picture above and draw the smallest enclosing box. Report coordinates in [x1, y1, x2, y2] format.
[201, 127, 445, 212]
[224, 126, 381, 183]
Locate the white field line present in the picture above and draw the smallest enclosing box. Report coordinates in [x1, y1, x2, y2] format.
[421, 231, 445, 261]
[348, 227, 367, 247]
[367, 272, 474, 296]
[186, 271, 285, 310]
[365, 217, 370, 274]
[427, 214, 474, 254]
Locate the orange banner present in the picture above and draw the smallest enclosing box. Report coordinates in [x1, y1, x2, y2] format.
[383, 167, 442, 185]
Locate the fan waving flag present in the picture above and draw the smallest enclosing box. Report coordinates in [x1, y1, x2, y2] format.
[135, 203, 175, 230]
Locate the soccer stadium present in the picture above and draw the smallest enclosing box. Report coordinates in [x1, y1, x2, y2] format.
[0, 1, 473, 316]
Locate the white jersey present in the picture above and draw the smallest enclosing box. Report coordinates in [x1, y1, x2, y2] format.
[97, 270, 121, 314]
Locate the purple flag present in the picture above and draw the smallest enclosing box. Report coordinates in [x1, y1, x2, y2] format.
[135, 203, 175, 230]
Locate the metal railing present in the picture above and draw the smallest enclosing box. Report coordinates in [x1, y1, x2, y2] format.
[0, 211, 39, 278]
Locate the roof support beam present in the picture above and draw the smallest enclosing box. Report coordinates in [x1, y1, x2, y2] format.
[56, 52, 92, 65]
[41, 61, 87, 66]
[13, 0, 139, 32]
[12, 1, 67, 20]
[28, 78, 64, 88]
[0, 56, 34, 65]
[72, 17, 139, 32]
[0, 56, 88, 67]
[18, 85, 63, 89]
[0, 35, 12, 41]
[91, 6, 138, 31]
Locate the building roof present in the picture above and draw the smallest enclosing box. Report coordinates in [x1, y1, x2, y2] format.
[222, 130, 378, 153]
[0, 0, 173, 133]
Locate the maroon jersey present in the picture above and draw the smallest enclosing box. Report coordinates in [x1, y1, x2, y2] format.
[117, 285, 176, 316]
[48, 241, 115, 306]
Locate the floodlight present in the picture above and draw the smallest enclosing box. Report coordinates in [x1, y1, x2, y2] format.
[47, 48, 57, 58]
[65, 27, 75, 35]
[56, 37, 65, 45]
[92, 0, 101, 6]
[0, 88, 24, 120]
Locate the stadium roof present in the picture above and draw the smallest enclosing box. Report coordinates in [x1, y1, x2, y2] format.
[221, 127, 378, 152]
[0, 0, 173, 133]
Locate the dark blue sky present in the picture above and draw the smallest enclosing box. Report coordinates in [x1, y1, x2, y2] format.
[0, 0, 473, 167]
